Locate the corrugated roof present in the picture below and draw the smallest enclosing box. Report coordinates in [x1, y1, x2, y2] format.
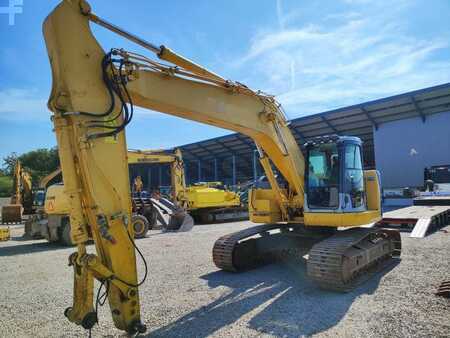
[178, 82, 450, 183]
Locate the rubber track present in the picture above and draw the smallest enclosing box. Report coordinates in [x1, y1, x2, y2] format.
[307, 228, 401, 292]
[212, 223, 285, 272]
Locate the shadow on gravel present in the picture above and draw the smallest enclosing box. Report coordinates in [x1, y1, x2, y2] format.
[0, 241, 70, 256]
[146, 259, 399, 338]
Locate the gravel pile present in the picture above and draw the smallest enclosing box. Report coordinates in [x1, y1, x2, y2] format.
[0, 221, 449, 337]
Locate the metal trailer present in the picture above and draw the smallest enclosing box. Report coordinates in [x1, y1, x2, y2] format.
[377, 205, 450, 238]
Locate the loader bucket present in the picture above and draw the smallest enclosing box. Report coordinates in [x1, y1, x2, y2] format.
[166, 211, 194, 232]
[1, 204, 23, 224]
[150, 197, 194, 232]
[23, 214, 45, 239]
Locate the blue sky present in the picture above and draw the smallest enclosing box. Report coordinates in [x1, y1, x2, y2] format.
[0, 0, 449, 162]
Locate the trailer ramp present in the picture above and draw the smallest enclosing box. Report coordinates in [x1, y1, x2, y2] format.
[377, 205, 450, 238]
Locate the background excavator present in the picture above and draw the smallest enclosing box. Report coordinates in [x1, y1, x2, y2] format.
[31, 147, 243, 245]
[24, 150, 194, 245]
[23, 167, 66, 239]
[128, 148, 247, 223]
[128, 148, 192, 233]
[1, 160, 34, 223]
[43, 0, 401, 334]
[33, 167, 63, 208]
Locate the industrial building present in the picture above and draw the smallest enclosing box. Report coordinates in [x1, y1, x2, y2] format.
[129, 83, 450, 191]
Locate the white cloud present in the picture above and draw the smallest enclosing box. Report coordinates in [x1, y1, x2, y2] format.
[0, 89, 49, 121]
[231, 2, 450, 118]
[276, 0, 285, 30]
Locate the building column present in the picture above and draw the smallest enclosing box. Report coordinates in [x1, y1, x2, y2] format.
[232, 155, 236, 186]
[197, 160, 201, 182]
[147, 167, 152, 192]
[185, 162, 190, 185]
[158, 166, 162, 188]
[253, 150, 258, 183]
[214, 158, 218, 181]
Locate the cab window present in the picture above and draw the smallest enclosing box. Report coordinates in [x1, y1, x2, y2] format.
[343, 145, 365, 209]
[307, 143, 339, 209]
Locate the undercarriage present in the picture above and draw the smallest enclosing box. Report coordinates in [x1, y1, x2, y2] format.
[213, 223, 401, 291]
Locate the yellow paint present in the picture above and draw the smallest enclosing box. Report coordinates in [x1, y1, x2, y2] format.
[364, 170, 382, 212]
[186, 184, 240, 209]
[44, 0, 141, 332]
[304, 210, 381, 227]
[128, 149, 188, 208]
[249, 189, 282, 223]
[128, 150, 241, 211]
[0, 227, 10, 241]
[44, 184, 70, 215]
[38, 168, 62, 189]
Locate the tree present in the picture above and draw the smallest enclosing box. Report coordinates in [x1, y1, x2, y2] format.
[2, 148, 60, 187]
[2, 152, 19, 176]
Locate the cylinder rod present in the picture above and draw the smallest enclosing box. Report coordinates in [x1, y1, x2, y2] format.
[88, 13, 161, 54]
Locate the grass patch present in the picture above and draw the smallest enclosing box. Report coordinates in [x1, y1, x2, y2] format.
[0, 175, 12, 197]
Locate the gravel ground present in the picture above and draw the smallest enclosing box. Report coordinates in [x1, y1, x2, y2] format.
[0, 221, 449, 338]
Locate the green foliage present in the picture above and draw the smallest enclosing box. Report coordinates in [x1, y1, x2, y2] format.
[2, 152, 18, 176]
[0, 175, 13, 197]
[2, 148, 60, 187]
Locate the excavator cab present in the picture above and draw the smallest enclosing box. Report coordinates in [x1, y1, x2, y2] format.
[305, 136, 365, 212]
[304, 135, 382, 227]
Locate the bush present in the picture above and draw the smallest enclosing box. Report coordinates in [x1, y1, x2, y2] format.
[2, 148, 60, 187]
[0, 175, 12, 198]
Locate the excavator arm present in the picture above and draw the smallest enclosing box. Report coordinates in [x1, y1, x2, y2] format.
[43, 1, 146, 333]
[10, 160, 22, 205]
[9, 160, 32, 205]
[38, 167, 62, 189]
[43, 0, 303, 334]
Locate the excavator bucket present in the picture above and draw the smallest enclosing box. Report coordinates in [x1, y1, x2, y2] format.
[1, 204, 23, 224]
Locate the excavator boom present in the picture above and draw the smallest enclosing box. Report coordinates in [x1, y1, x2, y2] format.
[44, 0, 306, 222]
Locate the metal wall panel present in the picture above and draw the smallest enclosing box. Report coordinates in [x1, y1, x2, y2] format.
[374, 110, 450, 188]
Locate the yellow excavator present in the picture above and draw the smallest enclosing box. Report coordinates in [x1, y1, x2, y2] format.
[27, 148, 239, 243]
[186, 182, 245, 222]
[127, 148, 194, 234]
[25, 150, 193, 244]
[43, 0, 401, 334]
[128, 148, 196, 208]
[128, 148, 193, 235]
[128, 148, 246, 223]
[1, 160, 34, 223]
[36, 168, 62, 202]
[23, 167, 64, 239]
